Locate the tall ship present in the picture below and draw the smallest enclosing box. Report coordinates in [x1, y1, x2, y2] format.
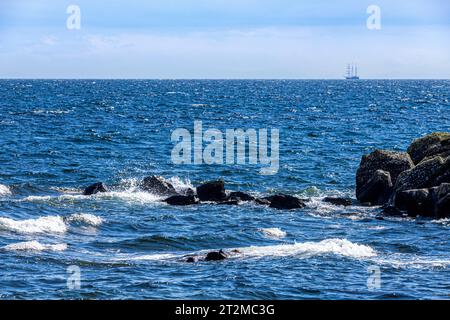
[345, 63, 360, 80]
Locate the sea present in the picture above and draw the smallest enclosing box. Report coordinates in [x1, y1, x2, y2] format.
[0, 79, 449, 299]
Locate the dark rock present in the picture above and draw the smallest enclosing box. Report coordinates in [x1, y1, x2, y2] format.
[254, 198, 271, 205]
[382, 205, 403, 216]
[357, 170, 393, 205]
[392, 156, 450, 196]
[139, 176, 177, 196]
[263, 194, 306, 210]
[356, 150, 414, 201]
[196, 180, 227, 201]
[394, 188, 434, 217]
[205, 250, 228, 261]
[83, 182, 108, 196]
[323, 197, 353, 206]
[216, 200, 239, 205]
[185, 256, 197, 263]
[433, 183, 450, 218]
[229, 191, 255, 201]
[164, 195, 199, 206]
[407, 132, 450, 165]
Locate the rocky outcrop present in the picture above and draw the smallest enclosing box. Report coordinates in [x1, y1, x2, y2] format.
[357, 170, 393, 205]
[164, 195, 199, 206]
[228, 191, 255, 202]
[323, 197, 353, 206]
[356, 150, 414, 204]
[392, 156, 450, 196]
[355, 132, 450, 218]
[83, 182, 108, 196]
[407, 132, 450, 164]
[394, 188, 434, 217]
[196, 180, 227, 202]
[263, 194, 306, 210]
[139, 176, 177, 196]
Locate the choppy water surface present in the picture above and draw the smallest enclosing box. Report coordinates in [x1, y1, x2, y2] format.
[0, 80, 449, 299]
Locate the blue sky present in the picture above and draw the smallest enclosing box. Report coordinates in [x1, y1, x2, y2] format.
[0, 0, 449, 78]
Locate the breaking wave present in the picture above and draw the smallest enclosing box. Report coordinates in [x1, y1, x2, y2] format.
[0, 213, 103, 234]
[259, 228, 287, 239]
[65, 213, 104, 226]
[3, 241, 67, 252]
[0, 184, 11, 196]
[125, 238, 376, 262]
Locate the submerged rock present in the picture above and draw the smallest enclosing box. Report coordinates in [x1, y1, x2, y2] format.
[196, 180, 227, 202]
[139, 176, 177, 196]
[185, 256, 197, 263]
[407, 132, 450, 165]
[216, 200, 240, 205]
[264, 194, 306, 210]
[357, 169, 393, 205]
[164, 195, 199, 206]
[356, 150, 414, 204]
[83, 182, 108, 196]
[204, 250, 228, 261]
[323, 197, 353, 206]
[254, 198, 271, 205]
[229, 191, 255, 202]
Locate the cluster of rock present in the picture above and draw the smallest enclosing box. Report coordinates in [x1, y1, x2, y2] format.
[356, 132, 450, 218]
[83, 177, 314, 210]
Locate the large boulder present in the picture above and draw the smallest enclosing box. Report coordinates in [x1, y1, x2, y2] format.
[392, 156, 450, 196]
[139, 176, 177, 196]
[323, 197, 353, 206]
[356, 150, 414, 202]
[196, 180, 227, 202]
[83, 182, 108, 196]
[391, 183, 450, 218]
[357, 170, 393, 205]
[228, 191, 255, 202]
[433, 183, 450, 218]
[263, 194, 306, 210]
[164, 195, 199, 206]
[394, 188, 434, 217]
[407, 132, 450, 165]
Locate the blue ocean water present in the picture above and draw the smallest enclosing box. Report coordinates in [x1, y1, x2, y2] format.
[0, 79, 449, 299]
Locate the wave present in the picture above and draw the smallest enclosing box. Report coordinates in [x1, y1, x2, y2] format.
[3, 241, 67, 252]
[125, 238, 376, 262]
[0, 213, 103, 234]
[0, 184, 11, 196]
[259, 228, 287, 239]
[0, 216, 67, 234]
[21, 191, 161, 204]
[65, 213, 103, 226]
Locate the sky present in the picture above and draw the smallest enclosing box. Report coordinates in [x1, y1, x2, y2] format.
[0, 0, 449, 79]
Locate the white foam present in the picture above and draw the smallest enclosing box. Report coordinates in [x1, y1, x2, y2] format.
[4, 241, 67, 252]
[21, 191, 160, 204]
[0, 213, 103, 234]
[167, 176, 194, 194]
[237, 239, 376, 259]
[127, 238, 376, 262]
[66, 213, 103, 226]
[22, 194, 85, 202]
[0, 184, 11, 196]
[374, 255, 450, 269]
[96, 191, 162, 203]
[0, 216, 67, 234]
[259, 228, 287, 239]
